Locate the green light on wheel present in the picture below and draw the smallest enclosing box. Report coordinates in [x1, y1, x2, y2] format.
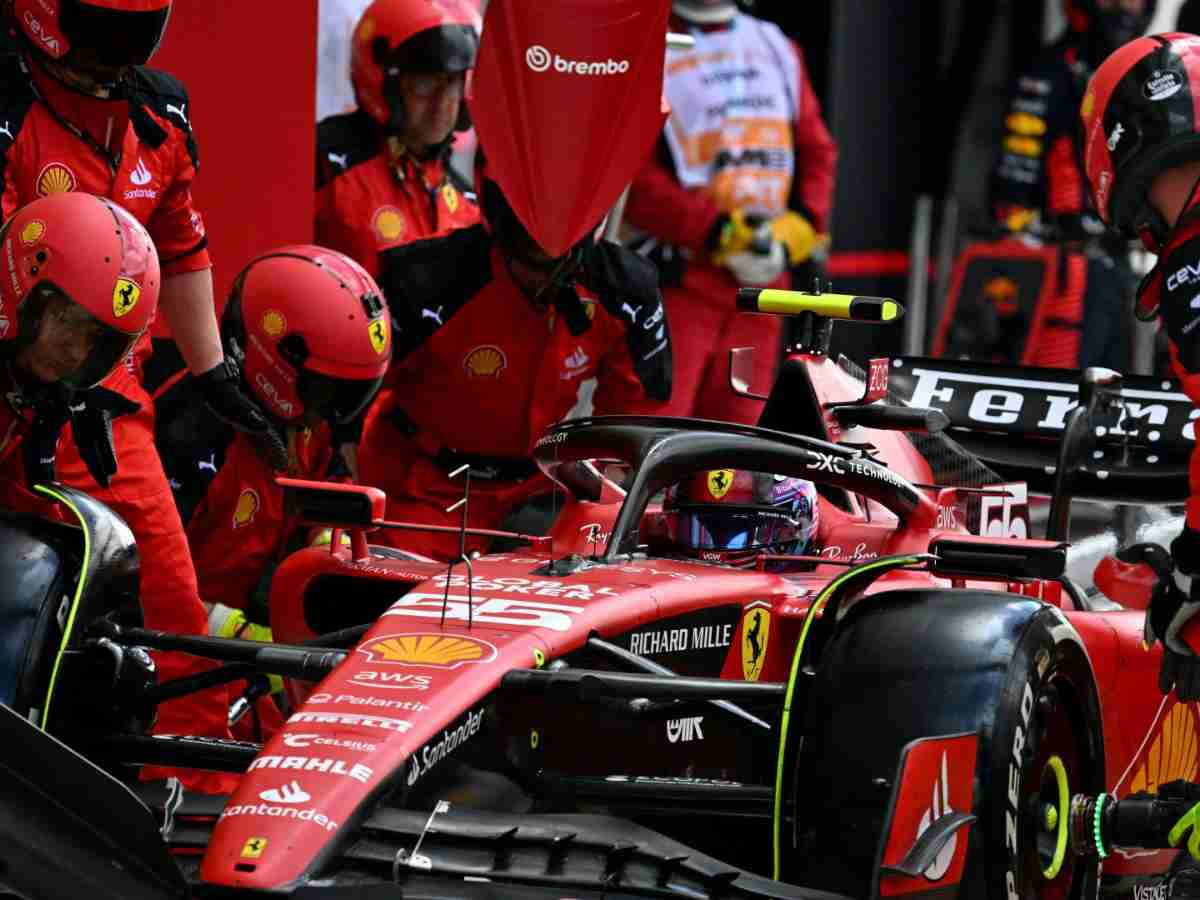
[1043, 803, 1058, 832]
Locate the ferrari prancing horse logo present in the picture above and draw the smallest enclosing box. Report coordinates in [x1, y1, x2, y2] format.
[742, 608, 770, 681]
[707, 469, 735, 500]
[113, 278, 140, 318]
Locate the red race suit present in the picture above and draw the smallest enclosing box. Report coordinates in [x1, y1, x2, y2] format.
[624, 12, 836, 425]
[155, 375, 334, 612]
[1139, 205, 1200, 540]
[0, 55, 233, 791]
[357, 225, 672, 559]
[315, 109, 482, 279]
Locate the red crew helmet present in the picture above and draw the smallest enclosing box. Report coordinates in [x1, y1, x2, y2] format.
[1082, 33, 1200, 261]
[350, 0, 479, 133]
[221, 246, 392, 428]
[11, 0, 172, 68]
[0, 192, 159, 387]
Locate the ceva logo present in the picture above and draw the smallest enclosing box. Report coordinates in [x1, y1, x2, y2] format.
[525, 44, 630, 76]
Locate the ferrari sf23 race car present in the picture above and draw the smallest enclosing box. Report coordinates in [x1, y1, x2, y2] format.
[1, 290, 1197, 900]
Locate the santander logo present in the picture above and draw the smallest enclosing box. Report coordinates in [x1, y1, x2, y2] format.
[525, 44, 630, 76]
[916, 751, 957, 880]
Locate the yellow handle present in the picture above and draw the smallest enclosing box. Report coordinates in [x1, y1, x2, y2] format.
[737, 288, 903, 322]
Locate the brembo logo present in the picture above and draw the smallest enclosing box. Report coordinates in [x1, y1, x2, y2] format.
[525, 44, 630, 76]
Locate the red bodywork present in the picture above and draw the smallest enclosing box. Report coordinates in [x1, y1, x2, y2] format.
[193, 351, 1180, 891]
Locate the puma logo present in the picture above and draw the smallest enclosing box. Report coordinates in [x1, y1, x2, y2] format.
[0, 121, 13, 141]
[166, 102, 187, 124]
[198, 452, 218, 474]
[421, 306, 444, 326]
[327, 152, 348, 170]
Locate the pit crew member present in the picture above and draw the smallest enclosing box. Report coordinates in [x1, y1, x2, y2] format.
[1, 0, 279, 784]
[649, 469, 820, 567]
[315, 0, 481, 475]
[623, 0, 836, 425]
[1082, 32, 1200, 702]
[156, 247, 390, 636]
[356, 163, 673, 560]
[992, 0, 1153, 370]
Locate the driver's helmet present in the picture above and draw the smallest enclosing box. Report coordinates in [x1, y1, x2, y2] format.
[1081, 33, 1200, 271]
[1064, 0, 1156, 62]
[0, 192, 159, 388]
[220, 245, 391, 429]
[11, 0, 172, 76]
[350, 0, 479, 135]
[660, 469, 819, 567]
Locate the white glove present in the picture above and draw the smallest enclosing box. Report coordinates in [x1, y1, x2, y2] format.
[724, 239, 786, 287]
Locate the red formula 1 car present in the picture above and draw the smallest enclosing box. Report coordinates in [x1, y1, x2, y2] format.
[0, 291, 1195, 900]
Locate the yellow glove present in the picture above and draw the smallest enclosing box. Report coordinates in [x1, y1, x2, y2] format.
[210, 604, 283, 694]
[711, 209, 759, 265]
[767, 211, 818, 265]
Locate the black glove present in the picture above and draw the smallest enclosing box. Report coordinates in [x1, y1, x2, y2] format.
[67, 386, 142, 488]
[1122, 535, 1200, 700]
[22, 388, 71, 490]
[195, 360, 288, 471]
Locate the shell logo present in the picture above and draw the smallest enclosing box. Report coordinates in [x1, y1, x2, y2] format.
[261, 310, 287, 337]
[36, 163, 76, 197]
[358, 633, 498, 669]
[1129, 702, 1199, 794]
[442, 183, 459, 214]
[369, 316, 389, 355]
[232, 489, 260, 529]
[373, 206, 405, 243]
[1081, 89, 1095, 122]
[112, 278, 141, 318]
[463, 344, 506, 378]
[19, 220, 45, 245]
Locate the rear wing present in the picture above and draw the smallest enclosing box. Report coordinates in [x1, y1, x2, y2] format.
[887, 358, 1192, 502]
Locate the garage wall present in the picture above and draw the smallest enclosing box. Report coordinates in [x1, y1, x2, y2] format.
[153, 2, 318, 309]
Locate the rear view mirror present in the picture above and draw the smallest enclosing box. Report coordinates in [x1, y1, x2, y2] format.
[729, 347, 768, 400]
[279, 478, 385, 529]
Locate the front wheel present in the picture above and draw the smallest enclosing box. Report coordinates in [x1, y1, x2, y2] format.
[778, 591, 1103, 899]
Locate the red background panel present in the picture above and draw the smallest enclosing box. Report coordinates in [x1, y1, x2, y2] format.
[152, 1, 318, 308]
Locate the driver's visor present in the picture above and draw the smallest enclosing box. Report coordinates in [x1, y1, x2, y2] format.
[297, 369, 383, 427]
[61, 3, 172, 67]
[24, 284, 139, 389]
[672, 505, 797, 551]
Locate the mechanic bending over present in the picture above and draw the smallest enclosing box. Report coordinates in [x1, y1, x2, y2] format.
[315, 0, 482, 478]
[992, 0, 1152, 370]
[1082, 31, 1200, 700]
[647, 469, 821, 568]
[155, 247, 391, 644]
[356, 149, 673, 561]
[623, 0, 836, 426]
[1, 0, 283, 790]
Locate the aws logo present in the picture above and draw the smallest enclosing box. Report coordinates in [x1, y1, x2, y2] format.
[1129, 702, 1199, 793]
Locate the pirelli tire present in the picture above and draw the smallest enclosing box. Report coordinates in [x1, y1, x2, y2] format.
[782, 590, 1103, 900]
